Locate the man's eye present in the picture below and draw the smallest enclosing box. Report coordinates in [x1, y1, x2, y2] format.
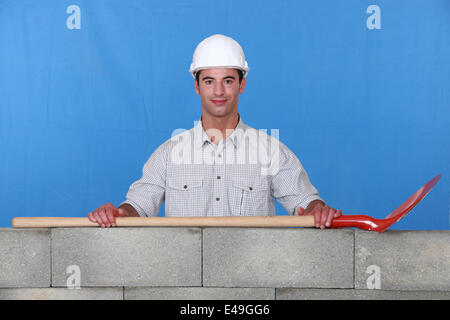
[204, 80, 212, 85]
[225, 80, 233, 85]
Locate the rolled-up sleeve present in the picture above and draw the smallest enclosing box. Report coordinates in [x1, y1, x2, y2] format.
[271, 142, 322, 216]
[120, 143, 167, 217]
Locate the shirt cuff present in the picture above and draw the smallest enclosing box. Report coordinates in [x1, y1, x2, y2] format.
[120, 200, 147, 217]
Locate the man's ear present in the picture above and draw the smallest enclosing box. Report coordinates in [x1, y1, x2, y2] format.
[239, 77, 247, 94]
[195, 79, 200, 95]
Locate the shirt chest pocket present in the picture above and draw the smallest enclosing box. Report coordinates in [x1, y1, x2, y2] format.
[166, 177, 205, 216]
[232, 179, 270, 216]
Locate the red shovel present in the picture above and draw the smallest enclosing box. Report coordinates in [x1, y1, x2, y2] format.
[11, 174, 441, 232]
[331, 174, 442, 232]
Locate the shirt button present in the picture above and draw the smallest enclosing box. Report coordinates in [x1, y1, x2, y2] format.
[184, 185, 187, 189]
[216, 197, 220, 201]
[217, 176, 221, 179]
[217, 154, 222, 158]
[249, 187, 253, 191]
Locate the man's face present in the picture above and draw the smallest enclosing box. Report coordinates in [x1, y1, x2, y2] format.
[195, 68, 246, 119]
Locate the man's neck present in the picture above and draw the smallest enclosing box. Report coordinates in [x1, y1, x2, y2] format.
[201, 113, 240, 145]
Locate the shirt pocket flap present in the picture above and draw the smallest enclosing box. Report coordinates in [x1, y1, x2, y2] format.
[167, 177, 203, 191]
[232, 178, 269, 192]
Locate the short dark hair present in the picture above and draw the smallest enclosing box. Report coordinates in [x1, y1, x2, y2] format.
[195, 69, 244, 84]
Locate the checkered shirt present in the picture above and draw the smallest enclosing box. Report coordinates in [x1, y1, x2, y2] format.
[121, 115, 322, 217]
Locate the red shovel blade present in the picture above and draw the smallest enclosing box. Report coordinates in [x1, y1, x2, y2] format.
[331, 174, 442, 232]
[384, 173, 442, 221]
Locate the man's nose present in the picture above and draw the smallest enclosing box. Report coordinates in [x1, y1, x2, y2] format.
[213, 83, 225, 96]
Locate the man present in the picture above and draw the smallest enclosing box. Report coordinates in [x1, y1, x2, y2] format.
[88, 34, 342, 228]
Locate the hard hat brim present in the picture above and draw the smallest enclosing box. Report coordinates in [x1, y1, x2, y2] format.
[189, 66, 249, 79]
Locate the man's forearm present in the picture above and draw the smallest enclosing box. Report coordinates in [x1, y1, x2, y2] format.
[119, 203, 141, 217]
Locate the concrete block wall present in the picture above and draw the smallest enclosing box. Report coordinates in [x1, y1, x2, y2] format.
[0, 227, 449, 300]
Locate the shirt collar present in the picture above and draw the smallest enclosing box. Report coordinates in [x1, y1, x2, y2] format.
[194, 113, 246, 150]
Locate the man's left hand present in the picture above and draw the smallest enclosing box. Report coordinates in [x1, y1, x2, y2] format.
[297, 200, 342, 229]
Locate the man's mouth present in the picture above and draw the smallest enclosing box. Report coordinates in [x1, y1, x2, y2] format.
[211, 99, 227, 106]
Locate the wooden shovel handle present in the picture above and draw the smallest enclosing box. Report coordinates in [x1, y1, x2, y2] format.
[11, 216, 316, 228]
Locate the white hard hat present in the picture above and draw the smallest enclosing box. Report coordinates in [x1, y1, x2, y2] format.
[189, 34, 250, 78]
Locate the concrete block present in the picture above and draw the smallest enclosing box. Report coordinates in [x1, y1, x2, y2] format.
[355, 230, 450, 291]
[125, 287, 275, 300]
[203, 228, 354, 288]
[0, 229, 50, 288]
[276, 288, 450, 300]
[51, 228, 202, 287]
[0, 287, 123, 300]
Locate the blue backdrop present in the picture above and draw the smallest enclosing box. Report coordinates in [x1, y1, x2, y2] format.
[0, 0, 449, 229]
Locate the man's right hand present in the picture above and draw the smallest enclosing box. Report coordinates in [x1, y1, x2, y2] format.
[88, 203, 128, 228]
